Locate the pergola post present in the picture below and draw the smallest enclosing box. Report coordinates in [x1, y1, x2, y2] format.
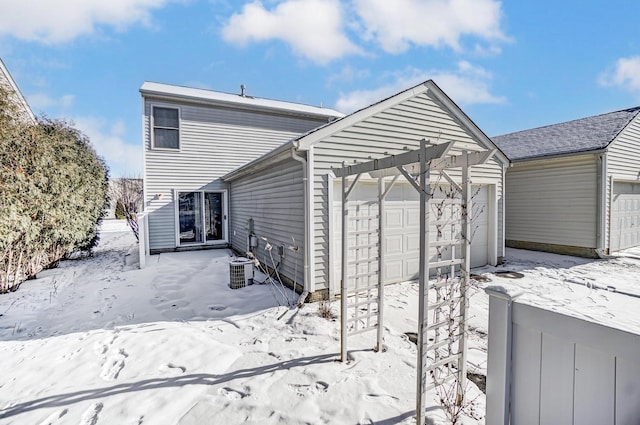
[416, 140, 431, 425]
[457, 152, 471, 395]
[340, 170, 349, 362]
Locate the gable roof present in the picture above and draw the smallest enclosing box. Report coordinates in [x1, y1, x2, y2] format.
[140, 82, 344, 120]
[224, 80, 509, 181]
[0, 58, 36, 124]
[294, 80, 509, 166]
[492, 106, 640, 161]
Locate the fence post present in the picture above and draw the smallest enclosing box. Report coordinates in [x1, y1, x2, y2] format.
[485, 284, 523, 425]
[137, 212, 148, 269]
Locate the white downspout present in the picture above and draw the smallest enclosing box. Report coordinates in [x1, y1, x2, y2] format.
[596, 152, 608, 258]
[291, 147, 312, 300]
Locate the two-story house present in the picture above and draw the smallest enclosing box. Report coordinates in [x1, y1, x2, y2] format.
[142, 81, 508, 300]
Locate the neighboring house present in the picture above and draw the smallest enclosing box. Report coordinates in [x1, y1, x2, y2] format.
[140, 82, 344, 254]
[223, 80, 509, 300]
[0, 58, 36, 124]
[493, 106, 640, 257]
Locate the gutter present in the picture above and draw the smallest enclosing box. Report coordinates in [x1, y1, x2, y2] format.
[290, 147, 313, 296]
[510, 148, 607, 164]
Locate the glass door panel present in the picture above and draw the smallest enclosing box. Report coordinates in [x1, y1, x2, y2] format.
[205, 192, 224, 241]
[179, 192, 203, 244]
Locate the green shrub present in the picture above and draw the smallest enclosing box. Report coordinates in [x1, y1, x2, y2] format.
[115, 199, 125, 219]
[0, 85, 109, 293]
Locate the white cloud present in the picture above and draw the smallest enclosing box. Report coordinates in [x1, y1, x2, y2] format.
[335, 61, 505, 113]
[26, 93, 75, 110]
[73, 117, 142, 178]
[353, 0, 508, 53]
[0, 0, 172, 43]
[599, 56, 640, 92]
[221, 0, 361, 64]
[326, 65, 370, 87]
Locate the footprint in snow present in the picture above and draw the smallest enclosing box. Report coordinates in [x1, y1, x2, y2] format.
[80, 402, 103, 425]
[100, 349, 127, 380]
[38, 408, 68, 425]
[218, 387, 248, 400]
[93, 342, 108, 356]
[288, 381, 329, 397]
[363, 393, 399, 403]
[158, 363, 186, 373]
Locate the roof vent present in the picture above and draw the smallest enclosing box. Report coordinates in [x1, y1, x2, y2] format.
[240, 84, 246, 97]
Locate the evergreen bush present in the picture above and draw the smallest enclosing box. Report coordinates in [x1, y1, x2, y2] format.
[115, 200, 125, 219]
[0, 84, 109, 293]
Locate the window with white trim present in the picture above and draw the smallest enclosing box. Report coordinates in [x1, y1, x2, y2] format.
[152, 106, 179, 149]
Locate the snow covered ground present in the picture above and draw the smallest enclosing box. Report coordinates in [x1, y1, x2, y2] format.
[1, 220, 639, 424]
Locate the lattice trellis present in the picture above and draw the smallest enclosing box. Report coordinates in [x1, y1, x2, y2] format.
[335, 139, 495, 425]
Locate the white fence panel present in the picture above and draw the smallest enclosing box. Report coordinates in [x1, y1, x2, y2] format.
[485, 285, 640, 425]
[137, 212, 149, 269]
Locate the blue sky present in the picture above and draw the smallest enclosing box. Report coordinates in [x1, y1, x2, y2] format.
[1, 0, 640, 177]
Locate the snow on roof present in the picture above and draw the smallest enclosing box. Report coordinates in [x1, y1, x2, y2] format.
[492, 106, 640, 161]
[140, 82, 344, 119]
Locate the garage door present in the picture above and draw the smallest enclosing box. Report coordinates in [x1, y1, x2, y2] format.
[333, 180, 489, 288]
[610, 182, 640, 251]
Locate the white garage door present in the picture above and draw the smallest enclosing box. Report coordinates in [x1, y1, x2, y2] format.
[610, 182, 640, 252]
[333, 180, 489, 288]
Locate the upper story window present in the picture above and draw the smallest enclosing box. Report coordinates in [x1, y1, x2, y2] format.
[152, 106, 179, 149]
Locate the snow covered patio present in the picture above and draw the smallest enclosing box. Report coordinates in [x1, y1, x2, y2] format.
[1, 221, 640, 424]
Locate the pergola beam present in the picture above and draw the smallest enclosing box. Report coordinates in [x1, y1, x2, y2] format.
[333, 141, 453, 178]
[430, 148, 497, 171]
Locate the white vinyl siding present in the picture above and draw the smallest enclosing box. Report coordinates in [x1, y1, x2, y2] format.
[312, 90, 504, 292]
[228, 157, 305, 287]
[144, 98, 328, 252]
[606, 114, 640, 252]
[505, 155, 598, 248]
[607, 114, 640, 180]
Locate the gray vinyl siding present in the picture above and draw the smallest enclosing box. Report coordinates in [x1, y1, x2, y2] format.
[311, 90, 504, 292]
[606, 115, 640, 180]
[228, 157, 305, 286]
[606, 114, 640, 252]
[143, 97, 328, 251]
[505, 155, 598, 248]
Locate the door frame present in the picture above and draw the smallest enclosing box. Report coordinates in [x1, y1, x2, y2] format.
[173, 189, 229, 247]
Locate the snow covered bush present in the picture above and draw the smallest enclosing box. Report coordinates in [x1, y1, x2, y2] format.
[0, 85, 109, 293]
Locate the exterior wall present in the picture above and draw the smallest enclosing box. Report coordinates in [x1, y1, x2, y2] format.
[607, 114, 640, 180]
[505, 154, 598, 254]
[311, 90, 504, 293]
[228, 156, 305, 290]
[606, 114, 640, 251]
[143, 96, 328, 251]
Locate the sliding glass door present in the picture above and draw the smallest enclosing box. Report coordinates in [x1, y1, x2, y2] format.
[205, 192, 224, 241]
[178, 192, 203, 244]
[178, 191, 226, 246]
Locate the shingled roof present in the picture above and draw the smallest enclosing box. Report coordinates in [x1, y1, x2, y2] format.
[492, 106, 640, 161]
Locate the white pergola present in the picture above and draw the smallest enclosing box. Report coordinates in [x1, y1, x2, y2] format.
[334, 139, 495, 425]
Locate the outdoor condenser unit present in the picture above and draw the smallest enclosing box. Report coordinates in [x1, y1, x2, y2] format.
[229, 257, 253, 289]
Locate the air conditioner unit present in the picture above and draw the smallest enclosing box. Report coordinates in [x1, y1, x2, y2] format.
[229, 257, 253, 289]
